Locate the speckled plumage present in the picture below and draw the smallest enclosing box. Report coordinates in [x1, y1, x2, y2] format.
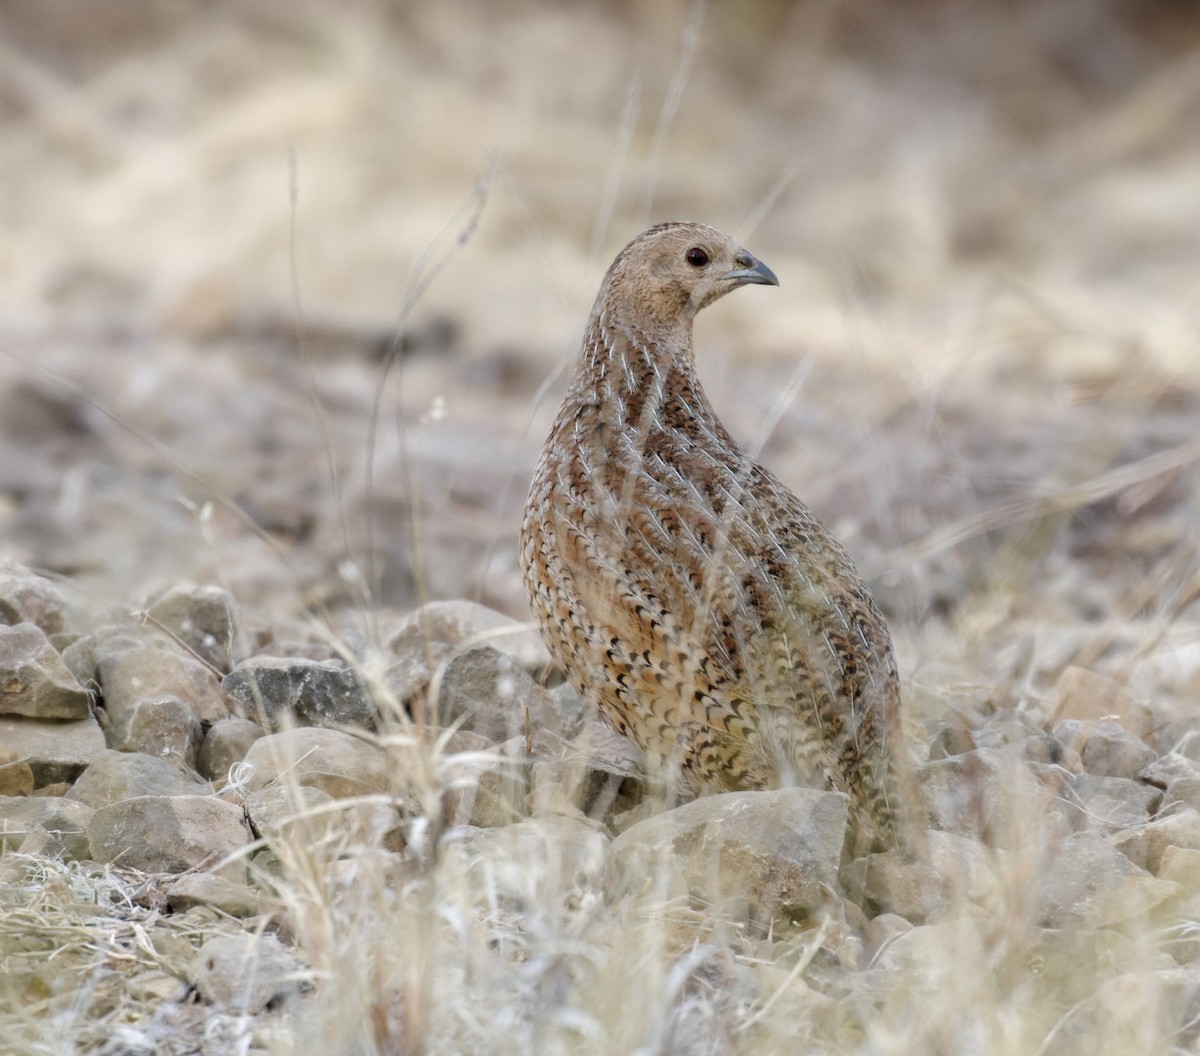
[521, 222, 903, 849]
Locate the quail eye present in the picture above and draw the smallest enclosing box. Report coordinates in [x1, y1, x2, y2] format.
[685, 247, 710, 267]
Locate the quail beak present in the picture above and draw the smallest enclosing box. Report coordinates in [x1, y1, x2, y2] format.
[723, 251, 779, 287]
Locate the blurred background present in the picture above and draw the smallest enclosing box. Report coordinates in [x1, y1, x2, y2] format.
[0, 0, 1196, 704]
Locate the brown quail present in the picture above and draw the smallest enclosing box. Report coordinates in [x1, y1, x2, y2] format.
[520, 222, 903, 851]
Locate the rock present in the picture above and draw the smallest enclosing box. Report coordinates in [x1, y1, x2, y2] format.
[1053, 719, 1157, 779]
[433, 645, 564, 743]
[0, 623, 92, 720]
[1159, 846, 1200, 891]
[385, 600, 552, 708]
[87, 794, 253, 878]
[222, 656, 374, 731]
[0, 742, 33, 795]
[165, 873, 260, 917]
[611, 788, 848, 920]
[843, 830, 1000, 921]
[66, 749, 209, 808]
[1051, 666, 1154, 740]
[144, 583, 241, 672]
[443, 816, 609, 921]
[242, 727, 392, 799]
[104, 695, 202, 767]
[861, 912, 913, 961]
[530, 720, 645, 824]
[917, 747, 1057, 847]
[0, 558, 68, 635]
[1034, 830, 1177, 927]
[198, 716, 265, 781]
[1037, 968, 1200, 1056]
[1141, 753, 1200, 815]
[187, 933, 305, 1011]
[96, 643, 227, 724]
[0, 795, 93, 856]
[1114, 809, 1200, 874]
[243, 783, 335, 841]
[1057, 773, 1160, 833]
[0, 714, 106, 785]
[441, 737, 527, 827]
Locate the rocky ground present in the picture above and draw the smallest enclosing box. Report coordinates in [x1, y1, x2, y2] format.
[1, 1, 1199, 1054]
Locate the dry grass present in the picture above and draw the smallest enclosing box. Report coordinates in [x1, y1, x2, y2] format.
[1, 0, 1199, 1052]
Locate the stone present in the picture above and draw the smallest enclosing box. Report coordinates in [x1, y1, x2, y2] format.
[1057, 773, 1160, 833]
[434, 645, 564, 743]
[242, 727, 392, 799]
[1034, 830, 1177, 928]
[0, 795, 93, 856]
[1141, 753, 1200, 815]
[1114, 809, 1200, 874]
[843, 830, 1000, 921]
[1053, 719, 1157, 780]
[385, 600, 552, 709]
[187, 932, 305, 1011]
[1037, 968, 1200, 1056]
[917, 747, 1057, 847]
[443, 815, 609, 921]
[144, 583, 241, 672]
[165, 873, 261, 917]
[222, 656, 374, 731]
[0, 623, 92, 720]
[0, 714, 106, 785]
[66, 749, 209, 808]
[0, 557, 68, 635]
[198, 716, 266, 782]
[0, 742, 33, 796]
[441, 736, 528, 827]
[243, 783, 335, 841]
[1051, 666, 1154, 740]
[87, 794, 253, 878]
[611, 788, 848, 920]
[105, 695, 202, 767]
[97, 643, 227, 723]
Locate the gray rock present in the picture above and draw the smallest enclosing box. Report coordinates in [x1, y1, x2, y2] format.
[434, 645, 564, 743]
[187, 932, 306, 1012]
[0, 558, 68, 635]
[0, 795, 93, 856]
[222, 656, 375, 731]
[441, 737, 528, 827]
[385, 600, 552, 707]
[243, 783, 335, 841]
[145, 583, 241, 673]
[105, 695, 202, 767]
[165, 873, 261, 917]
[1057, 773, 1160, 833]
[0, 743, 33, 796]
[0, 714, 106, 785]
[611, 788, 848, 921]
[242, 727, 392, 799]
[0, 623, 92, 720]
[1037, 968, 1200, 1056]
[1114, 809, 1200, 874]
[66, 748, 209, 808]
[1141, 753, 1200, 814]
[198, 716, 265, 781]
[917, 747, 1058, 847]
[1034, 830, 1177, 927]
[843, 830, 999, 921]
[87, 794, 252, 878]
[443, 815, 609, 920]
[1053, 719, 1157, 779]
[97, 643, 227, 724]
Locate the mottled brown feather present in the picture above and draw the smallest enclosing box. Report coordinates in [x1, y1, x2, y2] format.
[521, 222, 904, 850]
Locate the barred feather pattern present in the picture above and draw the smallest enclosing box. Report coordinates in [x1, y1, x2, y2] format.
[521, 223, 903, 850]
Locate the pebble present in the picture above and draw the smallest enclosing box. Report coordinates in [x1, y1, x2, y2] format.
[144, 583, 242, 673]
[0, 557, 68, 635]
[104, 695, 202, 767]
[198, 716, 266, 781]
[241, 727, 392, 799]
[96, 642, 228, 724]
[66, 748, 209, 808]
[0, 713, 106, 785]
[0, 794, 93, 855]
